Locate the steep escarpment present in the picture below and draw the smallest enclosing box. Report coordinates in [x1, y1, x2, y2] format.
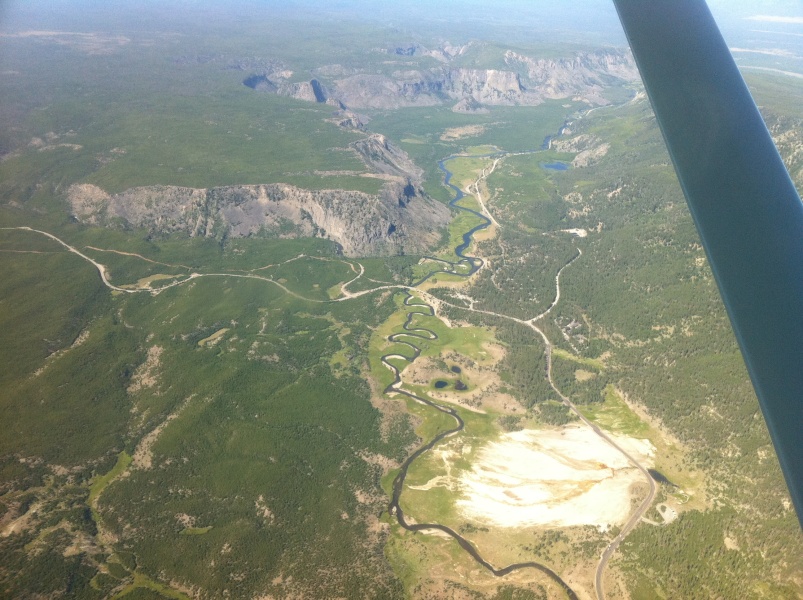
[352, 134, 424, 181]
[68, 112, 448, 256]
[317, 67, 540, 110]
[245, 47, 638, 111]
[245, 75, 330, 103]
[67, 180, 449, 257]
[503, 50, 638, 105]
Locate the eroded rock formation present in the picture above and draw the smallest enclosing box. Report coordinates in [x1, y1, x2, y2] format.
[245, 48, 638, 112]
[67, 180, 449, 257]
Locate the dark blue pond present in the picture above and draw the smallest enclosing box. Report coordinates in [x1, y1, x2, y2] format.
[542, 162, 569, 171]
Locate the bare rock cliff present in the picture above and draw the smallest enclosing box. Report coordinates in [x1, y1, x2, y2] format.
[352, 134, 424, 181]
[248, 49, 638, 111]
[67, 180, 449, 257]
[504, 50, 639, 102]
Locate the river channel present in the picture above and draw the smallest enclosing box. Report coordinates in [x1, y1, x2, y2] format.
[381, 132, 580, 599]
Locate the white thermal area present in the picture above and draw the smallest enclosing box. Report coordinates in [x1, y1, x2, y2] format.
[456, 426, 654, 528]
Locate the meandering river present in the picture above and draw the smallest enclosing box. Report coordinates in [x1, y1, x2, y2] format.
[380, 116, 655, 600]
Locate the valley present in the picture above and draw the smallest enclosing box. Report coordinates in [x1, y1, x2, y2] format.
[1, 3, 802, 600]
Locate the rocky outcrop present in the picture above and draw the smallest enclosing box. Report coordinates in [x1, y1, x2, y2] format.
[329, 72, 443, 109]
[452, 97, 490, 114]
[504, 50, 639, 102]
[67, 180, 450, 257]
[330, 68, 536, 110]
[244, 75, 329, 103]
[551, 134, 611, 168]
[329, 110, 369, 130]
[246, 49, 638, 111]
[68, 115, 445, 256]
[276, 81, 321, 102]
[243, 74, 277, 93]
[383, 42, 473, 63]
[442, 68, 539, 106]
[352, 134, 424, 181]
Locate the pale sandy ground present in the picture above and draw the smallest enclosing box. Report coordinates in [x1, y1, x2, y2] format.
[440, 125, 487, 141]
[455, 426, 655, 528]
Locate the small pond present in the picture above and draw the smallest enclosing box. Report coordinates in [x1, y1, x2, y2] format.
[541, 162, 569, 171]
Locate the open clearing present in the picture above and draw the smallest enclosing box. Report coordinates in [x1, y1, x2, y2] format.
[456, 426, 655, 528]
[440, 125, 487, 141]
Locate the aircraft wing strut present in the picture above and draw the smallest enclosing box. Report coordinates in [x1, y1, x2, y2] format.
[612, 0, 803, 527]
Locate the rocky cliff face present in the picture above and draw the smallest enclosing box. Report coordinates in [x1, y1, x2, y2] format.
[68, 113, 448, 257]
[327, 72, 443, 110]
[352, 134, 424, 181]
[442, 68, 539, 106]
[246, 48, 638, 111]
[385, 42, 472, 63]
[67, 180, 449, 257]
[504, 50, 639, 104]
[243, 67, 330, 103]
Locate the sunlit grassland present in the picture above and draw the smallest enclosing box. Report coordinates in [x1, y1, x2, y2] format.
[572, 98, 662, 160]
[402, 407, 497, 487]
[583, 385, 705, 502]
[485, 152, 563, 213]
[88, 451, 132, 508]
[397, 408, 496, 527]
[444, 156, 491, 190]
[368, 301, 415, 385]
[0, 226, 73, 252]
[80, 249, 190, 288]
[368, 292, 507, 528]
[577, 385, 647, 437]
[369, 101, 584, 154]
[57, 223, 342, 273]
[414, 320, 496, 363]
[454, 194, 483, 213]
[384, 522, 559, 600]
[109, 571, 191, 600]
[414, 268, 475, 288]
[552, 347, 605, 370]
[351, 255, 421, 286]
[462, 145, 500, 156]
[434, 210, 486, 262]
[744, 73, 803, 119]
[179, 526, 213, 535]
[383, 520, 471, 595]
[269, 256, 357, 300]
